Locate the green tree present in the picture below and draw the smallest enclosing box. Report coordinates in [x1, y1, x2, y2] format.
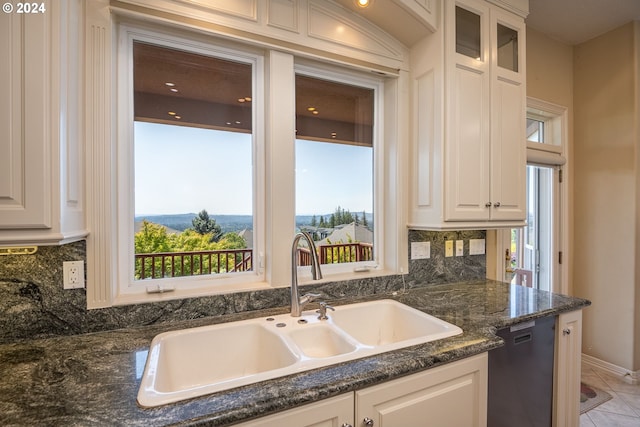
[362, 210, 368, 227]
[192, 209, 223, 242]
[134, 220, 172, 254]
[331, 206, 354, 227]
[310, 215, 317, 227]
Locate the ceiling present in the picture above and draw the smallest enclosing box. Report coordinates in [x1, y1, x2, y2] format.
[526, 0, 640, 45]
[335, 0, 640, 47]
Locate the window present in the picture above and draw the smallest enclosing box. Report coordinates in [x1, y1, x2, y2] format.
[294, 74, 375, 268]
[115, 25, 264, 301]
[132, 42, 254, 282]
[89, 20, 403, 308]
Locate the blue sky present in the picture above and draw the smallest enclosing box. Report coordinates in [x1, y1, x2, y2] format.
[134, 122, 372, 216]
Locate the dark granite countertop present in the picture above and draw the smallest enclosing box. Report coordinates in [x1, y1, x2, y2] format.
[0, 280, 590, 426]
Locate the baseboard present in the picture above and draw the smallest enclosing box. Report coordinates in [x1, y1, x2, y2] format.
[582, 353, 640, 385]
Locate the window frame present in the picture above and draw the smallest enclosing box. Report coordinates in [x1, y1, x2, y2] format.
[114, 22, 267, 304]
[293, 61, 385, 278]
[85, 17, 406, 309]
[492, 97, 569, 295]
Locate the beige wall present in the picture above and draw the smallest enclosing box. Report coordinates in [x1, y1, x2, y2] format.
[526, 23, 640, 370]
[573, 22, 639, 371]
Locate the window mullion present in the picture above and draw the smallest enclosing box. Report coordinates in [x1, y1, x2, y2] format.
[265, 50, 296, 287]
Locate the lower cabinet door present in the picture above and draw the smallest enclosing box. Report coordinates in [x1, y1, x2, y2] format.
[355, 353, 488, 427]
[235, 393, 354, 427]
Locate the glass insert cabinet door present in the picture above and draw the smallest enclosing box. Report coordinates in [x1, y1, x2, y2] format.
[455, 3, 520, 72]
[497, 23, 518, 72]
[455, 6, 481, 59]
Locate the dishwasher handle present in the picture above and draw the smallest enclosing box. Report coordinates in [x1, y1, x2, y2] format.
[513, 332, 532, 345]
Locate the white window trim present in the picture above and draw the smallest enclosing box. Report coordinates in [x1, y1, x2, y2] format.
[293, 61, 385, 279]
[113, 23, 267, 306]
[85, 11, 408, 309]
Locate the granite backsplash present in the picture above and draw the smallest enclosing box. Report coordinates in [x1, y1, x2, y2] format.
[0, 230, 485, 343]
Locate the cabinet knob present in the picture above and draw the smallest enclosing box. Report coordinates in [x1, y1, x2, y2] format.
[563, 328, 571, 335]
[493, 202, 501, 208]
[363, 418, 375, 426]
[341, 424, 353, 427]
[485, 202, 492, 207]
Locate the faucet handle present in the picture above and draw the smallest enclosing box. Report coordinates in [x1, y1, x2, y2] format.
[316, 301, 335, 320]
[299, 292, 321, 306]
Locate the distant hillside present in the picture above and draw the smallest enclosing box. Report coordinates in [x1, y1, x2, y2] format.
[135, 212, 373, 234]
[134, 214, 253, 234]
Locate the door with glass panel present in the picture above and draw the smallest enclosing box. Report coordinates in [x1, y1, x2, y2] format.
[508, 115, 563, 292]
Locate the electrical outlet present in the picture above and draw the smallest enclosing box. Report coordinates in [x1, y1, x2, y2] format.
[411, 241, 431, 260]
[63, 261, 85, 289]
[455, 240, 464, 256]
[445, 240, 454, 257]
[469, 239, 486, 255]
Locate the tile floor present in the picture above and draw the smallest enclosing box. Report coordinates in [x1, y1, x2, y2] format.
[581, 365, 640, 426]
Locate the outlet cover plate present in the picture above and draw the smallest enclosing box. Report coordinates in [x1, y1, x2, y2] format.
[63, 260, 85, 289]
[411, 241, 431, 260]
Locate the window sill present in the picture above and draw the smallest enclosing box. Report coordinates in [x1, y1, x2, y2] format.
[111, 279, 274, 307]
[109, 267, 402, 308]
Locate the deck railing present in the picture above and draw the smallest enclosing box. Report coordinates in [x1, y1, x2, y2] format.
[135, 249, 253, 280]
[135, 243, 373, 280]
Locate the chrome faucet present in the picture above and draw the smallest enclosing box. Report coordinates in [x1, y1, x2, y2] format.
[291, 231, 323, 317]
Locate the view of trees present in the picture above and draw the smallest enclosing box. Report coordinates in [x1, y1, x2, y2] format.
[191, 209, 223, 241]
[134, 218, 247, 280]
[134, 207, 373, 280]
[309, 206, 370, 230]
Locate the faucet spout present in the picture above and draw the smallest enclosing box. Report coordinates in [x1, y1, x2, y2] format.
[291, 231, 323, 317]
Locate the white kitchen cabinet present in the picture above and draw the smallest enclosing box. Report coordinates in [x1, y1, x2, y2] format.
[356, 353, 487, 427]
[235, 393, 354, 427]
[238, 354, 488, 427]
[0, 0, 86, 246]
[553, 309, 583, 427]
[409, 0, 527, 229]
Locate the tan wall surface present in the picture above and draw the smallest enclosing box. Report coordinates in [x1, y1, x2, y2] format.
[573, 22, 638, 370]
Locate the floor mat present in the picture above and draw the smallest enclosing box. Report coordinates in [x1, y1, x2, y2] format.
[580, 382, 613, 414]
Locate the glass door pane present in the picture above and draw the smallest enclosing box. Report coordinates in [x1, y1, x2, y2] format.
[510, 165, 556, 291]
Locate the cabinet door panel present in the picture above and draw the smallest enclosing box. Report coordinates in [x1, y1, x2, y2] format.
[0, 12, 50, 229]
[554, 310, 582, 427]
[489, 76, 526, 220]
[236, 393, 354, 427]
[356, 354, 487, 427]
[445, 64, 490, 221]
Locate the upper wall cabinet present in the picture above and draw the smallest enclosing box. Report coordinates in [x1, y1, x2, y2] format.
[409, 0, 527, 229]
[0, 0, 86, 246]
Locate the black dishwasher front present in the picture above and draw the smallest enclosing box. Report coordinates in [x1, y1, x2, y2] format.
[488, 315, 556, 427]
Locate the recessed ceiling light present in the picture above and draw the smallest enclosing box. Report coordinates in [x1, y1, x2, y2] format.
[244, 97, 252, 102]
[168, 111, 176, 116]
[165, 82, 176, 87]
[174, 116, 181, 119]
[235, 121, 241, 124]
[226, 122, 232, 125]
[170, 88, 178, 92]
[307, 107, 316, 112]
[238, 98, 246, 103]
[355, 0, 372, 8]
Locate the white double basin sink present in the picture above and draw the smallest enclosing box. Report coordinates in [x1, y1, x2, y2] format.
[137, 299, 463, 407]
